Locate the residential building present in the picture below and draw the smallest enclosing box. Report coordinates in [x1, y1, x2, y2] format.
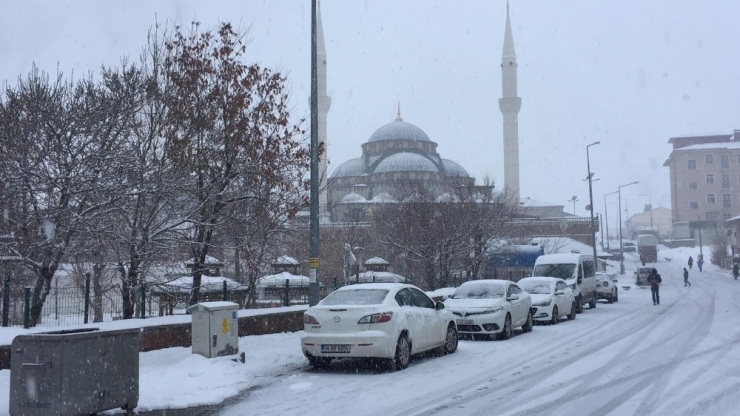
[625, 207, 672, 238]
[664, 131, 740, 234]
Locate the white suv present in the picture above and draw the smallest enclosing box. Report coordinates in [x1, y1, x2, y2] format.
[595, 272, 618, 303]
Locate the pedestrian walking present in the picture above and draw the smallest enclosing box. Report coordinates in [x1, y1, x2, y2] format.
[647, 268, 662, 305]
[683, 268, 691, 287]
[733, 263, 739, 281]
[697, 258, 704, 272]
[688, 256, 693, 270]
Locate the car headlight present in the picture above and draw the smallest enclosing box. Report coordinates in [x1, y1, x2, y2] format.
[480, 306, 504, 314]
[533, 299, 552, 307]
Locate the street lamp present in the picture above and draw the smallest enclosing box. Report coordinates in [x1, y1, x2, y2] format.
[640, 193, 653, 231]
[618, 181, 639, 273]
[604, 190, 619, 251]
[586, 141, 600, 270]
[569, 196, 578, 215]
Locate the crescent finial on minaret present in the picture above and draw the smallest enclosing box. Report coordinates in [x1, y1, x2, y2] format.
[395, 102, 403, 122]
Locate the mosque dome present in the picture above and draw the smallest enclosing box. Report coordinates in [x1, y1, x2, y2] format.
[374, 152, 439, 174]
[441, 159, 470, 177]
[340, 193, 367, 203]
[371, 192, 397, 203]
[331, 158, 366, 178]
[368, 120, 431, 142]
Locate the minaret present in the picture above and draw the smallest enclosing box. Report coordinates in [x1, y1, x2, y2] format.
[316, 2, 331, 211]
[499, 2, 521, 201]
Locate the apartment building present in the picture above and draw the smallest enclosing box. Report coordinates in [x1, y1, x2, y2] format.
[664, 131, 740, 232]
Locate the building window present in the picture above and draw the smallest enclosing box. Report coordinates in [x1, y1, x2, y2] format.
[707, 194, 716, 204]
[737, 154, 740, 164]
[688, 159, 696, 170]
[724, 194, 732, 208]
[689, 182, 698, 190]
[706, 174, 714, 184]
[690, 201, 699, 209]
[722, 155, 730, 168]
[706, 154, 714, 164]
[722, 174, 731, 188]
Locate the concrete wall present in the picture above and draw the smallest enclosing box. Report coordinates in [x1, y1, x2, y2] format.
[0, 310, 304, 370]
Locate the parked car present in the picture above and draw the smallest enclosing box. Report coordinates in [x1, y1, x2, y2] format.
[517, 276, 576, 325]
[635, 267, 654, 286]
[595, 272, 619, 303]
[623, 241, 637, 253]
[443, 279, 533, 340]
[532, 252, 598, 313]
[301, 283, 458, 371]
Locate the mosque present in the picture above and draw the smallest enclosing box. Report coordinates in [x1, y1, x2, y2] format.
[314, 4, 578, 225]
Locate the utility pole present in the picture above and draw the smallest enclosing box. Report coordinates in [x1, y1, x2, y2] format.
[618, 181, 639, 274]
[308, 0, 320, 305]
[586, 141, 600, 270]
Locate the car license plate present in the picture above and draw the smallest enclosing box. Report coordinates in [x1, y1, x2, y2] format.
[456, 319, 474, 325]
[321, 344, 351, 353]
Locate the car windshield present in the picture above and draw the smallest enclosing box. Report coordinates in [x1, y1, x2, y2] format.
[518, 281, 552, 294]
[321, 289, 389, 305]
[451, 283, 505, 299]
[639, 268, 653, 274]
[533, 264, 576, 280]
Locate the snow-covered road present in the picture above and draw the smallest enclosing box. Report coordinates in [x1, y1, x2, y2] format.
[222, 248, 740, 416]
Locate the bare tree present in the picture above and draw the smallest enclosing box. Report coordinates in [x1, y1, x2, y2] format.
[162, 22, 309, 304]
[0, 65, 141, 326]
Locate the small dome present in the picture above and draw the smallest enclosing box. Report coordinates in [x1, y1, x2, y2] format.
[340, 193, 367, 203]
[441, 159, 469, 177]
[374, 152, 439, 174]
[331, 158, 366, 178]
[368, 120, 431, 142]
[435, 193, 460, 203]
[371, 192, 397, 203]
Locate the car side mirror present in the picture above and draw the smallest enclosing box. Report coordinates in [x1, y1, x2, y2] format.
[555, 290, 564, 295]
[577, 276, 582, 284]
[435, 301, 445, 311]
[507, 294, 519, 301]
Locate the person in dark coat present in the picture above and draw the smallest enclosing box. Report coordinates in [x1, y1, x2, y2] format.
[683, 268, 691, 287]
[647, 269, 662, 305]
[688, 256, 693, 270]
[733, 263, 739, 281]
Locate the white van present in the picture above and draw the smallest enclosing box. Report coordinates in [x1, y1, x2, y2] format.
[532, 253, 597, 313]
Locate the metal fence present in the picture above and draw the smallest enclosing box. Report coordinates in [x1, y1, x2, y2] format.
[1, 277, 316, 328]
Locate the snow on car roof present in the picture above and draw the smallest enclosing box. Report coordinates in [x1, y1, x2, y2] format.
[459, 279, 508, 287]
[535, 252, 588, 264]
[336, 282, 414, 291]
[518, 276, 561, 284]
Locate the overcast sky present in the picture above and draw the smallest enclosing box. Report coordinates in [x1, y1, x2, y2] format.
[2, 0, 740, 223]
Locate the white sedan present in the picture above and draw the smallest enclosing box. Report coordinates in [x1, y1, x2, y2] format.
[443, 279, 533, 340]
[517, 277, 576, 325]
[301, 283, 458, 371]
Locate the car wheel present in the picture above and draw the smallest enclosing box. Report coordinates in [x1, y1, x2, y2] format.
[575, 296, 583, 313]
[614, 289, 619, 302]
[589, 298, 596, 309]
[444, 323, 458, 354]
[608, 289, 615, 304]
[568, 302, 577, 320]
[550, 306, 559, 325]
[389, 333, 411, 371]
[522, 310, 533, 333]
[498, 314, 512, 340]
[308, 357, 332, 369]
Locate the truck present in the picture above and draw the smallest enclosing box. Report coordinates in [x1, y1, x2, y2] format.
[637, 235, 659, 264]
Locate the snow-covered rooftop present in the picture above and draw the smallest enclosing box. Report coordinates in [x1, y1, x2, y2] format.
[257, 271, 309, 287]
